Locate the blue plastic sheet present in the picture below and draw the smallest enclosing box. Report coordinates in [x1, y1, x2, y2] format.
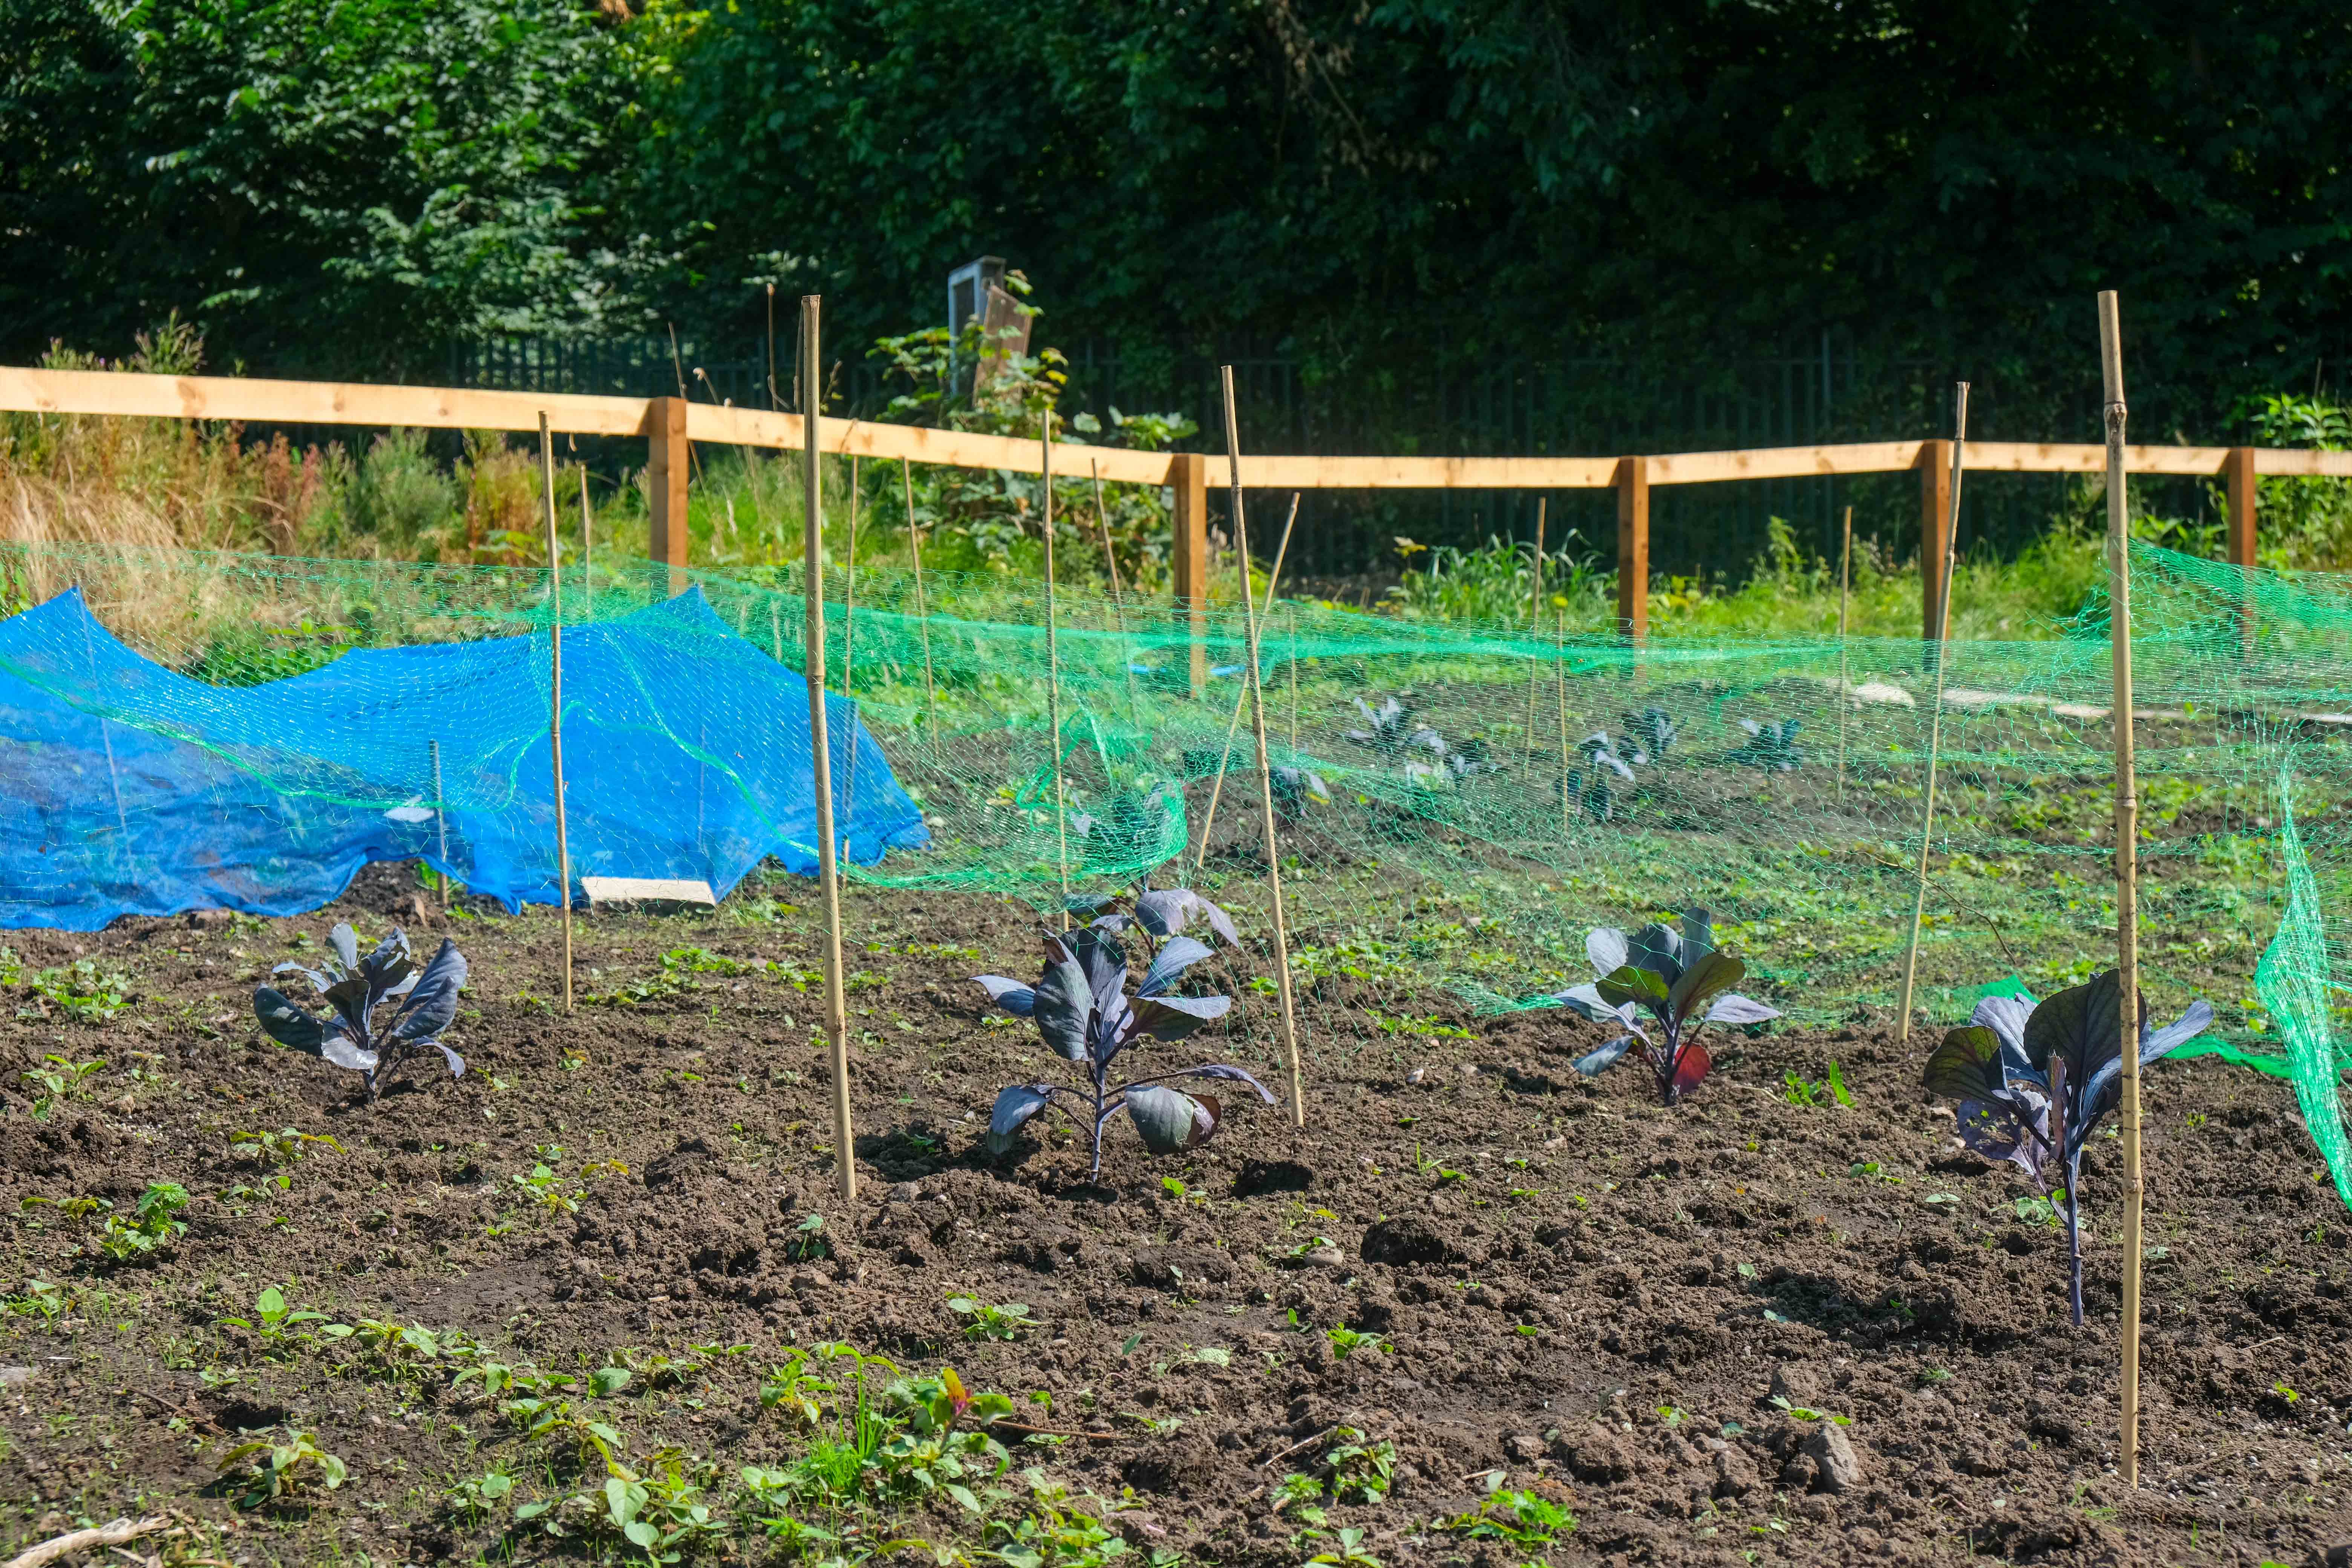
[0, 587, 926, 929]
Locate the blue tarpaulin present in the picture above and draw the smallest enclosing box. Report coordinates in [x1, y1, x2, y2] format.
[0, 586, 926, 929]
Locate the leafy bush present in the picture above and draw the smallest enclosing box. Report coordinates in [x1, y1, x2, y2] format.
[252, 923, 467, 1101]
[1554, 909, 1779, 1104]
[974, 883, 1271, 1176]
[1924, 971, 2208, 1324]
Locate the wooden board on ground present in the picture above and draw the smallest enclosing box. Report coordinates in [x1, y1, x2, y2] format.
[581, 876, 718, 911]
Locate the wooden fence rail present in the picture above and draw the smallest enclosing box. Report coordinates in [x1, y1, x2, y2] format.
[8, 365, 2351, 643]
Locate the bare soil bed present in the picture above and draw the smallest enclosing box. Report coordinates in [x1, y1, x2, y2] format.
[2, 862, 2349, 1566]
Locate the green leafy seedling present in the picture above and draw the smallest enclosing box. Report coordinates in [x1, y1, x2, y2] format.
[219, 1429, 346, 1508]
[947, 1293, 1034, 1341]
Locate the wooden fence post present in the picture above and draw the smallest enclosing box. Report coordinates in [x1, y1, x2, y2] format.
[648, 395, 690, 594]
[2226, 446, 2258, 567]
[1919, 438, 1954, 643]
[1614, 456, 1649, 639]
[1170, 451, 1210, 692]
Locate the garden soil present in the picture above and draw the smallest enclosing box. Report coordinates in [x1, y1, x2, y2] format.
[2, 862, 2349, 1566]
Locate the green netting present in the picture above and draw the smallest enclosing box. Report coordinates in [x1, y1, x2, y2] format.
[10, 534, 2352, 1205]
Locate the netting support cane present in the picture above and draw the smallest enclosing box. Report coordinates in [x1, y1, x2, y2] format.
[1090, 458, 1142, 722]
[1895, 386, 1969, 1042]
[901, 459, 939, 751]
[1522, 499, 1546, 770]
[431, 739, 449, 910]
[1192, 495, 1300, 877]
[802, 296, 857, 1204]
[1834, 505, 1852, 801]
[536, 413, 574, 1012]
[1220, 366, 1308, 1130]
[1042, 425, 1071, 928]
[2099, 289, 2146, 1489]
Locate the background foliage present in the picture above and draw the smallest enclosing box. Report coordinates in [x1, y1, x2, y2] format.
[7, 0, 2352, 439]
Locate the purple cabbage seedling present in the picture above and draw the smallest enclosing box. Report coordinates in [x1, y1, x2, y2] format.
[253, 924, 468, 1102]
[1923, 971, 2209, 1325]
[1553, 910, 1779, 1104]
[973, 891, 1270, 1176]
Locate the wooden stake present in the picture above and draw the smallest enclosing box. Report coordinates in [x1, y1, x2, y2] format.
[842, 454, 862, 815]
[1090, 458, 1141, 720]
[1043, 424, 1070, 926]
[800, 297, 856, 1204]
[1523, 499, 1546, 768]
[1286, 603, 1300, 754]
[843, 455, 860, 697]
[1834, 504, 1853, 800]
[902, 458, 939, 747]
[1896, 390, 1969, 1042]
[2100, 289, 2145, 1490]
[1556, 599, 1571, 837]
[431, 738, 449, 910]
[1220, 366, 1307, 1129]
[537, 413, 574, 1011]
[1191, 494, 1300, 877]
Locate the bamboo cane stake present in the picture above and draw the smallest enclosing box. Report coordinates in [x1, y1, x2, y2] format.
[431, 738, 449, 910]
[843, 455, 860, 697]
[1089, 458, 1142, 720]
[1556, 600, 1571, 836]
[1834, 504, 1853, 800]
[70, 590, 130, 862]
[766, 283, 780, 411]
[800, 296, 856, 1204]
[842, 453, 863, 821]
[1286, 603, 1300, 753]
[1895, 389, 1969, 1042]
[902, 458, 939, 747]
[1191, 495, 1300, 877]
[1523, 499, 1546, 768]
[2099, 289, 2145, 1489]
[537, 413, 573, 1011]
[1220, 366, 1308, 1129]
[1043, 424, 1070, 928]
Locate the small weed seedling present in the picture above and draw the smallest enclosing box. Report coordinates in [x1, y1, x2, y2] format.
[253, 923, 467, 1101]
[1325, 1326, 1390, 1360]
[218, 1429, 347, 1509]
[217, 1283, 342, 1352]
[1782, 1058, 1851, 1108]
[18, 1055, 104, 1119]
[1554, 909, 1779, 1104]
[231, 1127, 343, 1166]
[1924, 970, 2208, 1324]
[1443, 1484, 1578, 1553]
[95, 1181, 188, 1261]
[948, 1293, 1034, 1342]
[28, 962, 134, 1023]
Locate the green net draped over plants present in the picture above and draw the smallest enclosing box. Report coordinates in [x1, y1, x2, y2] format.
[8, 536, 2352, 1204]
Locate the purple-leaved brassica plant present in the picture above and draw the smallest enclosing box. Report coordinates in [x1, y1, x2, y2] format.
[973, 883, 1270, 1176]
[1923, 971, 2209, 1325]
[1552, 909, 1780, 1104]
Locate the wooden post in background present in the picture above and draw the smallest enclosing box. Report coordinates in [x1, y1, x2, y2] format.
[1919, 438, 1954, 644]
[2226, 446, 2259, 567]
[1614, 456, 1649, 639]
[1170, 452, 1210, 693]
[648, 395, 690, 595]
